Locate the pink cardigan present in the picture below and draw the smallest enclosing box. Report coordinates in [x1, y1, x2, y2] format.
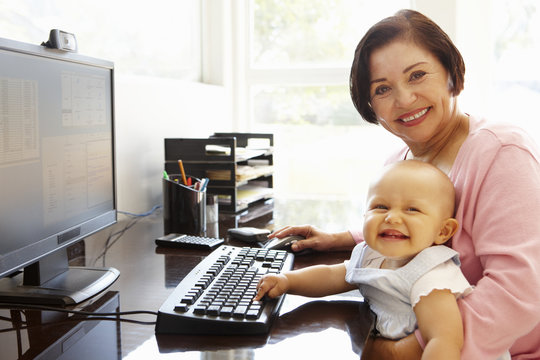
[351, 116, 540, 359]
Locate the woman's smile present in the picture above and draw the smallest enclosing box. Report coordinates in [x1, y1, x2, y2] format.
[398, 106, 431, 126]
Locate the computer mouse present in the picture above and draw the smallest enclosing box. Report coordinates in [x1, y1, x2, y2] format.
[264, 235, 306, 251]
[227, 227, 271, 243]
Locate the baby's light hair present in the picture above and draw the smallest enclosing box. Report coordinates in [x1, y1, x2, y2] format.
[377, 160, 456, 217]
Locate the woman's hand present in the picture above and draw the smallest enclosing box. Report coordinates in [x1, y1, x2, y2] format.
[269, 225, 356, 252]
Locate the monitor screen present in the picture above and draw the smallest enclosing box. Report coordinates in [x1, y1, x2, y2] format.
[0, 37, 118, 306]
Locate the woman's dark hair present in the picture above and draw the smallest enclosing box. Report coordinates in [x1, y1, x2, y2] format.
[349, 9, 465, 124]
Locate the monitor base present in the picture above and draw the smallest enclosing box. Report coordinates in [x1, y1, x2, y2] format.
[0, 266, 120, 306]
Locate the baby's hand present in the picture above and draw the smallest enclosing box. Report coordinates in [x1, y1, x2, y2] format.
[254, 274, 289, 301]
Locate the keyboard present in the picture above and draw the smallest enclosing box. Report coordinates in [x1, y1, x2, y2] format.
[155, 245, 294, 335]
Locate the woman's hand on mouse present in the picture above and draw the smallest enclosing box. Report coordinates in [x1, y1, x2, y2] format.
[269, 225, 356, 252]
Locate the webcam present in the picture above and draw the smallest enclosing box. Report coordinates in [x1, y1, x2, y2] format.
[42, 29, 77, 52]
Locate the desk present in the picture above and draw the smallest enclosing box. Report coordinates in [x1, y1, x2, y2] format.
[0, 209, 373, 359]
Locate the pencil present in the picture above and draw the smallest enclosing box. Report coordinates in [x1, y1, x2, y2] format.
[178, 159, 188, 185]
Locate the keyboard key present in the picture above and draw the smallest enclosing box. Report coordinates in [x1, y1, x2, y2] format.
[180, 296, 196, 304]
[207, 305, 221, 316]
[175, 304, 190, 312]
[193, 306, 207, 315]
[246, 309, 261, 319]
[233, 305, 248, 318]
[220, 306, 234, 317]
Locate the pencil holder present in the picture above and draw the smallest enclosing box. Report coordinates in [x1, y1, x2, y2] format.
[163, 175, 206, 236]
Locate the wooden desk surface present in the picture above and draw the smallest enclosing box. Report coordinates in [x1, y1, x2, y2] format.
[0, 212, 373, 359]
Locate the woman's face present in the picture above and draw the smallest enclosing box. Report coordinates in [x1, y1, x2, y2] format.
[368, 40, 458, 147]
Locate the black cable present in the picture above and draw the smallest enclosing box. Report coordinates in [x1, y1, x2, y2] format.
[0, 303, 157, 317]
[92, 205, 162, 266]
[0, 314, 21, 323]
[94, 216, 141, 266]
[0, 316, 156, 334]
[117, 204, 162, 217]
[0, 303, 158, 332]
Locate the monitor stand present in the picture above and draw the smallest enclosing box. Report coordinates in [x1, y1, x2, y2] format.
[0, 248, 119, 306]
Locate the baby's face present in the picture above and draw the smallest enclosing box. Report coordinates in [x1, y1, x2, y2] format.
[363, 164, 453, 265]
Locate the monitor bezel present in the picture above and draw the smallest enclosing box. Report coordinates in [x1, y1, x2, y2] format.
[0, 37, 118, 284]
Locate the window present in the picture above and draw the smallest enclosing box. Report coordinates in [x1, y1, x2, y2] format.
[0, 0, 201, 80]
[490, 0, 540, 141]
[237, 1, 409, 211]
[220, 1, 408, 229]
[248, 0, 409, 128]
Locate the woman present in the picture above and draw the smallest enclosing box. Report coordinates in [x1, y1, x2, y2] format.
[270, 9, 540, 359]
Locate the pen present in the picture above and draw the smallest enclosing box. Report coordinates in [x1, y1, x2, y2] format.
[178, 159, 188, 186]
[199, 178, 209, 192]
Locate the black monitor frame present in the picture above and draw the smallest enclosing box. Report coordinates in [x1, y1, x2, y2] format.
[0, 37, 119, 306]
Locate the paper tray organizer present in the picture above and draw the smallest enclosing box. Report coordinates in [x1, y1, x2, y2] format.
[164, 133, 274, 213]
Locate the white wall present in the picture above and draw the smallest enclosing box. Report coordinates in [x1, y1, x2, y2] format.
[114, 75, 231, 213]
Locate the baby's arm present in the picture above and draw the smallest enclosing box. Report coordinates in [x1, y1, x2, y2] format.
[254, 263, 355, 301]
[414, 289, 463, 360]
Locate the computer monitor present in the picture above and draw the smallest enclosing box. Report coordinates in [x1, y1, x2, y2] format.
[0, 37, 119, 306]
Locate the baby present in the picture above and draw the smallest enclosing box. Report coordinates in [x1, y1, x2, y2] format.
[255, 160, 472, 359]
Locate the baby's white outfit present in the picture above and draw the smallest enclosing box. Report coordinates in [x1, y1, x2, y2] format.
[345, 243, 473, 339]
